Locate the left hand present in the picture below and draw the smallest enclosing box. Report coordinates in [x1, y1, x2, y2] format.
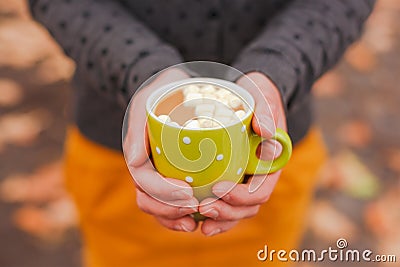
[124, 68, 200, 232]
[198, 72, 287, 237]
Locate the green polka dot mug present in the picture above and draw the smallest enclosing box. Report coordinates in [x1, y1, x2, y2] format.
[146, 78, 292, 202]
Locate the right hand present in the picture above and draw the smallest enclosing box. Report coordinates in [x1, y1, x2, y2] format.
[123, 68, 199, 232]
[198, 72, 287, 236]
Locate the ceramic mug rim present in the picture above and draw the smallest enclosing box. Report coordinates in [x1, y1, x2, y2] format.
[146, 77, 255, 130]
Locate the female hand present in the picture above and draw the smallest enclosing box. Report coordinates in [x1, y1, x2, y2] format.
[123, 68, 199, 232]
[199, 72, 287, 236]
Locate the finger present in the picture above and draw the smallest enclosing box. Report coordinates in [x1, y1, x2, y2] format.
[251, 90, 277, 139]
[236, 74, 276, 139]
[256, 139, 283, 161]
[199, 198, 260, 221]
[201, 219, 239, 237]
[237, 73, 288, 136]
[136, 190, 198, 219]
[124, 68, 190, 167]
[212, 172, 280, 206]
[156, 215, 198, 232]
[123, 89, 151, 167]
[132, 160, 194, 202]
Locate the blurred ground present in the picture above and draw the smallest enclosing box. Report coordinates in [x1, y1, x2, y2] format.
[0, 1, 399, 267]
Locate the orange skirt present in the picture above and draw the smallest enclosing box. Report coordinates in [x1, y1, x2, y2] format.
[64, 126, 327, 267]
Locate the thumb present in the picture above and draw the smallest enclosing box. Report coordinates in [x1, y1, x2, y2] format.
[123, 67, 190, 167]
[236, 73, 277, 139]
[124, 91, 150, 167]
[252, 109, 276, 139]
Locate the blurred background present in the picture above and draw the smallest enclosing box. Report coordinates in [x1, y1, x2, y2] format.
[0, 0, 399, 266]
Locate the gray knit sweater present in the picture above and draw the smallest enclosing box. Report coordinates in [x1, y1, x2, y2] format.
[29, 0, 375, 150]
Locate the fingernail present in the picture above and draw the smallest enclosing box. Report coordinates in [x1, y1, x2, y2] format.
[180, 223, 192, 232]
[172, 190, 192, 200]
[212, 189, 229, 199]
[174, 224, 184, 231]
[179, 206, 198, 215]
[206, 228, 221, 237]
[212, 183, 234, 198]
[128, 144, 137, 165]
[202, 208, 219, 219]
[259, 122, 274, 137]
[213, 192, 230, 201]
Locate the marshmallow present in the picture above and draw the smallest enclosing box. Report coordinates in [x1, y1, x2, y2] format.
[200, 85, 216, 94]
[215, 88, 232, 99]
[219, 99, 230, 106]
[214, 105, 234, 118]
[158, 114, 171, 123]
[235, 110, 246, 119]
[184, 119, 201, 129]
[203, 93, 218, 101]
[175, 84, 247, 128]
[183, 92, 203, 106]
[228, 95, 243, 109]
[199, 118, 218, 128]
[183, 84, 200, 95]
[195, 104, 215, 118]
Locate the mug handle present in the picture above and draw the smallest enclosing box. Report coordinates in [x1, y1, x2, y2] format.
[245, 128, 293, 175]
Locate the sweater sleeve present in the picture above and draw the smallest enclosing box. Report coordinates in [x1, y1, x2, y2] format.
[233, 0, 376, 108]
[28, 0, 183, 106]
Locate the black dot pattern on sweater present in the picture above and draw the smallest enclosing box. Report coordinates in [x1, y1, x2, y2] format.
[104, 25, 112, 32]
[59, 21, 67, 29]
[207, 8, 220, 19]
[33, 0, 374, 107]
[29, 0, 375, 152]
[82, 10, 91, 18]
[40, 4, 48, 13]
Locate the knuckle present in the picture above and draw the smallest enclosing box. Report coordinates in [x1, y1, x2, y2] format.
[160, 206, 179, 219]
[227, 192, 245, 205]
[161, 205, 183, 219]
[226, 213, 239, 221]
[219, 208, 241, 221]
[157, 219, 175, 230]
[242, 207, 259, 219]
[176, 207, 185, 216]
[164, 219, 185, 232]
[255, 194, 270, 204]
[136, 198, 151, 214]
[174, 207, 188, 218]
[218, 210, 234, 221]
[248, 205, 261, 218]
